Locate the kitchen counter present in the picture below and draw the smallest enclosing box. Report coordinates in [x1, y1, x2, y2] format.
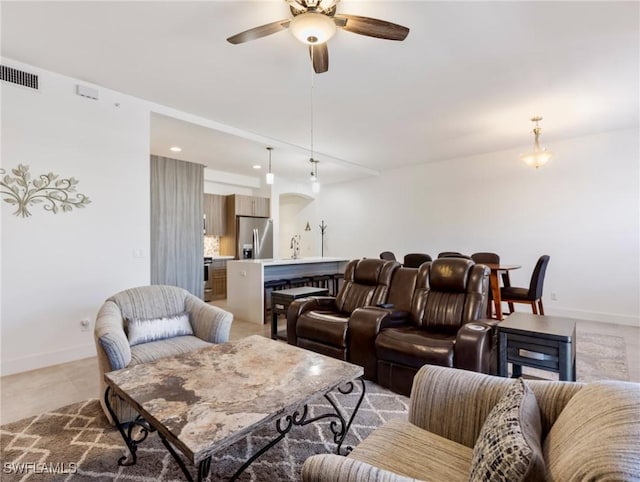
[231, 256, 348, 266]
[227, 257, 350, 324]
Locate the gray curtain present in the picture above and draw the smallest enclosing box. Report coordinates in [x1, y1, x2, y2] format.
[150, 155, 204, 298]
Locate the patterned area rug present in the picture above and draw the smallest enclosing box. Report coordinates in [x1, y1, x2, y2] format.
[0, 381, 409, 481]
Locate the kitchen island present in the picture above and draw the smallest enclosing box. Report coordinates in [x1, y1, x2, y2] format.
[227, 257, 350, 324]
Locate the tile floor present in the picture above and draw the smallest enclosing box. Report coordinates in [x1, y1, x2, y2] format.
[1, 304, 638, 425]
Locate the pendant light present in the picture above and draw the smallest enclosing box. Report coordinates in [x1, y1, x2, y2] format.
[310, 159, 320, 193]
[308, 48, 320, 193]
[520, 116, 553, 168]
[265, 147, 274, 185]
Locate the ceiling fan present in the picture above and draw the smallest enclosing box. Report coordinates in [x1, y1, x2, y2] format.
[226, 0, 410, 74]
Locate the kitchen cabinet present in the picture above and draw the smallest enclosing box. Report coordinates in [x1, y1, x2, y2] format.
[211, 259, 227, 300]
[220, 194, 271, 257]
[229, 194, 270, 217]
[204, 194, 227, 235]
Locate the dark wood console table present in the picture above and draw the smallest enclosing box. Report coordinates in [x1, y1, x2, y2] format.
[271, 286, 328, 340]
[498, 312, 576, 381]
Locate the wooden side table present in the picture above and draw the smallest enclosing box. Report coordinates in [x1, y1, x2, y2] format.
[498, 313, 577, 381]
[271, 286, 329, 340]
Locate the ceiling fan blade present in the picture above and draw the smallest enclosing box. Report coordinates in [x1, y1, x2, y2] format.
[335, 14, 409, 41]
[309, 43, 329, 74]
[226, 19, 291, 45]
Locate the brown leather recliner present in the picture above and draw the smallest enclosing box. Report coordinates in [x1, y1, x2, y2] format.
[374, 258, 494, 396]
[287, 258, 400, 360]
[349, 266, 420, 381]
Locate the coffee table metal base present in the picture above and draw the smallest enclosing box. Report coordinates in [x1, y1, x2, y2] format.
[103, 387, 153, 467]
[105, 378, 366, 481]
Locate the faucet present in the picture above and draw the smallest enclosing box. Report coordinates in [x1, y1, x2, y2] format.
[290, 235, 300, 259]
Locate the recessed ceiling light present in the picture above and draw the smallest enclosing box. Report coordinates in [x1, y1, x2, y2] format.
[170, 146, 182, 152]
[252, 165, 261, 169]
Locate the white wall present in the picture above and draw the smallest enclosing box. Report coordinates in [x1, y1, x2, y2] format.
[267, 177, 319, 259]
[1, 60, 151, 375]
[279, 194, 317, 259]
[204, 168, 258, 196]
[319, 128, 640, 326]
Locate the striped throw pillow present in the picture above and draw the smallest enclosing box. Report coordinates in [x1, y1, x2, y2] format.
[127, 312, 193, 346]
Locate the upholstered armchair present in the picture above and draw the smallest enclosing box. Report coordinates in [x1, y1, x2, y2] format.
[287, 258, 400, 361]
[94, 285, 233, 424]
[374, 258, 493, 396]
[303, 365, 640, 482]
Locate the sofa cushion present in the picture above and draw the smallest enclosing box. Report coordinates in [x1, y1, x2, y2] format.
[349, 418, 472, 481]
[543, 380, 640, 481]
[469, 378, 545, 482]
[108, 285, 188, 321]
[129, 335, 211, 366]
[376, 327, 455, 369]
[297, 310, 350, 348]
[127, 312, 193, 346]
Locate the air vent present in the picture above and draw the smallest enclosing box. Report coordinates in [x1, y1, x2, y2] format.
[1, 65, 39, 90]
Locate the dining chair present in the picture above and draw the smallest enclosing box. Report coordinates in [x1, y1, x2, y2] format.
[471, 252, 500, 317]
[402, 253, 432, 268]
[500, 255, 550, 315]
[470, 252, 499, 265]
[379, 251, 397, 261]
[470, 252, 511, 286]
[437, 251, 471, 259]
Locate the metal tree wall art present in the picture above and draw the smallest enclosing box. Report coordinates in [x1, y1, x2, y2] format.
[1, 164, 91, 218]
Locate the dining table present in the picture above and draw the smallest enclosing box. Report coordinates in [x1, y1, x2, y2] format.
[482, 263, 521, 320]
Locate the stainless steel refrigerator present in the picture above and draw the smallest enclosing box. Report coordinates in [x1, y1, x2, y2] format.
[236, 216, 273, 259]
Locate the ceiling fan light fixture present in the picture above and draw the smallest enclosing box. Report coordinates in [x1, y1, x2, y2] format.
[289, 12, 337, 45]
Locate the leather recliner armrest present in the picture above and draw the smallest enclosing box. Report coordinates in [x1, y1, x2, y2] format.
[454, 319, 498, 374]
[349, 306, 412, 380]
[287, 296, 338, 346]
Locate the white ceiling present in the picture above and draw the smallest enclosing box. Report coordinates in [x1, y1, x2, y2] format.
[2, 1, 638, 185]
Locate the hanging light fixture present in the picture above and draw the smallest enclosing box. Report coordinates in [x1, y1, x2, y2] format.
[520, 116, 553, 168]
[310, 159, 320, 193]
[265, 147, 274, 185]
[308, 48, 320, 193]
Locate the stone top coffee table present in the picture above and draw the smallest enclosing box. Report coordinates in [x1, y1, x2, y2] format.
[104, 335, 365, 481]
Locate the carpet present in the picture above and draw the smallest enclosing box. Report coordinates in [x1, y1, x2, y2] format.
[1, 332, 629, 481]
[0, 381, 409, 481]
[520, 331, 630, 382]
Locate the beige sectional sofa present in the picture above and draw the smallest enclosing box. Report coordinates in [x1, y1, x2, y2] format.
[303, 365, 640, 482]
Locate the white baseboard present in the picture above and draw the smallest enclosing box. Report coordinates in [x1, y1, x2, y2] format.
[544, 306, 639, 327]
[0, 343, 97, 377]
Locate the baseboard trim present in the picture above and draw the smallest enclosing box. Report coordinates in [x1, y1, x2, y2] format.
[0, 343, 96, 377]
[544, 306, 639, 327]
